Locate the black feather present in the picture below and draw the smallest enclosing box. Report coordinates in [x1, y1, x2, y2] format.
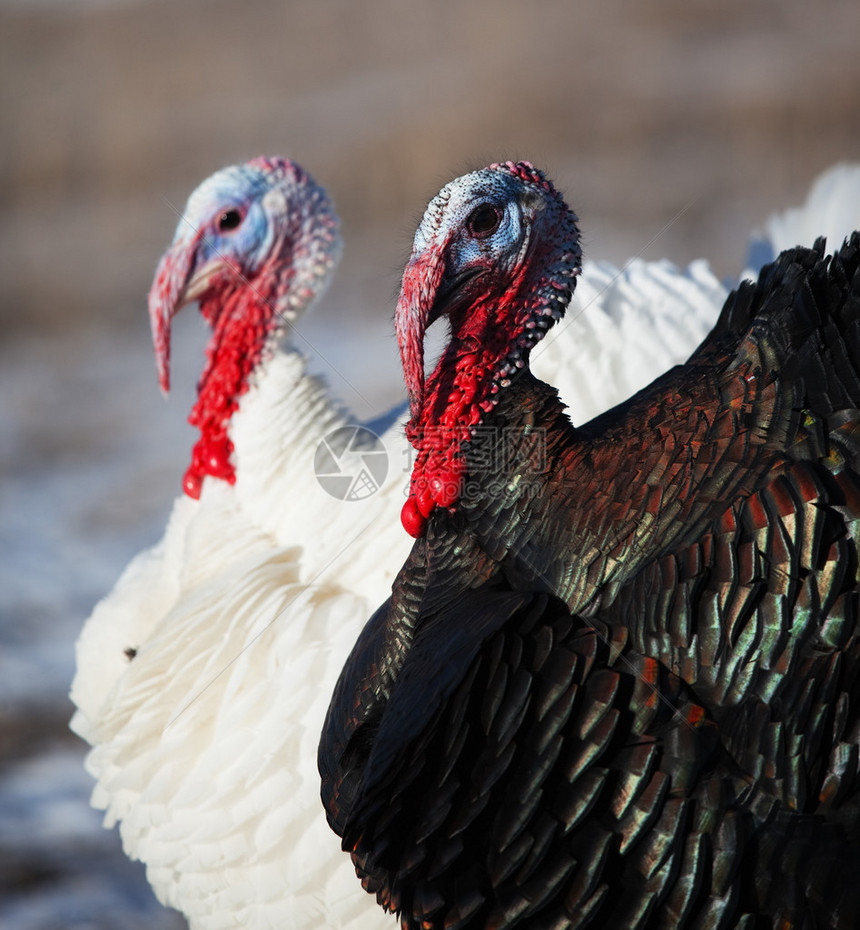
[319, 233, 860, 928]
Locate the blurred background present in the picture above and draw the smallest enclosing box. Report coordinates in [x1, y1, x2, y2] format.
[2, 0, 860, 926]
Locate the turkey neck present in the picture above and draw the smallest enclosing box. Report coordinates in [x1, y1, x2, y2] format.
[439, 368, 616, 614]
[183, 261, 291, 499]
[444, 355, 777, 618]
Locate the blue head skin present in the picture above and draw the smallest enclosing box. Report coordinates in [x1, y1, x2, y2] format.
[146, 157, 342, 497]
[149, 157, 342, 394]
[394, 160, 581, 536]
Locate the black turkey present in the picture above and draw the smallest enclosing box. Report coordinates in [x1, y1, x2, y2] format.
[320, 161, 860, 930]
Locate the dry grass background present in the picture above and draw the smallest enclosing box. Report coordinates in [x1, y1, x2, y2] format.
[3, 0, 860, 343]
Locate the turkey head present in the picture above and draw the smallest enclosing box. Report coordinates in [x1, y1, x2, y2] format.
[395, 161, 581, 536]
[148, 157, 342, 498]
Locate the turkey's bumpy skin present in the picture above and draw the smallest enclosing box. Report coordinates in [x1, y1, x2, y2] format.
[396, 161, 581, 535]
[148, 157, 342, 497]
[321, 160, 860, 930]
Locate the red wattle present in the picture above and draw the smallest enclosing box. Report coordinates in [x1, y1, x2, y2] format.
[403, 276, 533, 520]
[401, 497, 427, 538]
[183, 468, 203, 500]
[198, 438, 235, 479]
[416, 483, 435, 519]
[181, 287, 275, 500]
[429, 470, 461, 507]
[182, 435, 237, 499]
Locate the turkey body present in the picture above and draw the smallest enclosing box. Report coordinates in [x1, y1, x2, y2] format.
[320, 162, 860, 930]
[70, 160, 734, 929]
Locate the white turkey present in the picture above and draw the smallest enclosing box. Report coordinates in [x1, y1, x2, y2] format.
[70, 156, 860, 929]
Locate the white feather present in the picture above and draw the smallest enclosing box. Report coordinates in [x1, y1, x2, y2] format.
[742, 162, 860, 279]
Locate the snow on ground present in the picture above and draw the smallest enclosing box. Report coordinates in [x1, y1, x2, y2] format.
[0, 320, 201, 926]
[0, 745, 187, 929]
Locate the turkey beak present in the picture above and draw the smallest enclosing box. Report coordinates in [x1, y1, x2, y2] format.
[395, 244, 485, 416]
[147, 233, 221, 396]
[395, 245, 447, 417]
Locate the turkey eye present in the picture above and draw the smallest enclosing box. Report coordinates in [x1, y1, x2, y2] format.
[217, 209, 243, 232]
[466, 204, 501, 239]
